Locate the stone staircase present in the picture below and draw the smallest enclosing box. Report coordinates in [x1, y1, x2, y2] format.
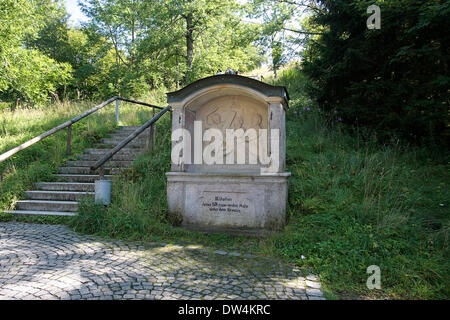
[3, 126, 150, 217]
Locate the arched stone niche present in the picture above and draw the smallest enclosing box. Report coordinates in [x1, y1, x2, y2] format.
[166, 75, 290, 235]
[186, 93, 268, 172]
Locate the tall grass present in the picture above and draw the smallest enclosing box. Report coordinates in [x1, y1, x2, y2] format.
[270, 66, 449, 299]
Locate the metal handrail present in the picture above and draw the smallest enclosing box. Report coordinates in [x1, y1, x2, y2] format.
[0, 96, 162, 163]
[116, 97, 165, 110]
[90, 105, 171, 174]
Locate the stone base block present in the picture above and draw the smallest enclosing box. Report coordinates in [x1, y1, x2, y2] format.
[166, 172, 290, 235]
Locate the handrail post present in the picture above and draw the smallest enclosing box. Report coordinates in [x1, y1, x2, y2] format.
[98, 166, 105, 180]
[67, 124, 72, 156]
[148, 108, 155, 153]
[116, 99, 119, 124]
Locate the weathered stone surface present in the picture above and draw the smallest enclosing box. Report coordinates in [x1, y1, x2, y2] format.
[306, 274, 320, 281]
[306, 288, 324, 297]
[166, 172, 289, 234]
[0, 222, 323, 300]
[166, 75, 290, 235]
[306, 280, 322, 289]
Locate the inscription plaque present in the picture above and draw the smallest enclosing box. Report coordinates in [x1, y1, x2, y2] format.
[201, 193, 252, 215]
[184, 184, 264, 229]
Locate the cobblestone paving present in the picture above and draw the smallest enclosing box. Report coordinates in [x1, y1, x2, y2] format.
[0, 222, 325, 300]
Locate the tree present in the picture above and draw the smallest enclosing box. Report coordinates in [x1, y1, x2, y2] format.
[246, 0, 299, 78]
[0, 0, 72, 105]
[143, 0, 259, 84]
[79, 0, 262, 92]
[303, 0, 450, 146]
[25, 0, 71, 63]
[0, 0, 264, 103]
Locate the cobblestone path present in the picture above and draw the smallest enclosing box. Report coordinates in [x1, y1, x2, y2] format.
[0, 222, 324, 300]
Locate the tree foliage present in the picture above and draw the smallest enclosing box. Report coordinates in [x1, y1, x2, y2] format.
[0, 0, 263, 104]
[79, 0, 262, 95]
[0, 0, 72, 104]
[246, 0, 299, 78]
[302, 0, 450, 146]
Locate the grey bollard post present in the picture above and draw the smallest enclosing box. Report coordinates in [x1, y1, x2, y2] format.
[95, 180, 112, 205]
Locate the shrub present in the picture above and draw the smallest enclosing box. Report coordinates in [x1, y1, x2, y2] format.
[303, 0, 450, 146]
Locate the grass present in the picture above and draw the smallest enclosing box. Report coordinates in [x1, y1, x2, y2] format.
[1, 72, 449, 299]
[271, 67, 449, 299]
[275, 111, 449, 299]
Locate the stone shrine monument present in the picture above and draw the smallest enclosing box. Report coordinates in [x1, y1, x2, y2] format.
[166, 75, 290, 235]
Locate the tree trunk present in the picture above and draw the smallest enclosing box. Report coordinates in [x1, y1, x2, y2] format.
[184, 12, 194, 84]
[131, 16, 135, 68]
[176, 54, 179, 90]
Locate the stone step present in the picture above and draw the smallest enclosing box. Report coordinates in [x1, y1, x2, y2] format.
[2, 210, 77, 217]
[112, 127, 151, 132]
[55, 174, 114, 183]
[76, 153, 137, 161]
[35, 182, 95, 192]
[101, 138, 148, 146]
[24, 190, 94, 201]
[96, 142, 144, 149]
[83, 148, 144, 155]
[102, 133, 148, 139]
[65, 160, 133, 167]
[117, 126, 146, 131]
[15, 200, 78, 212]
[106, 134, 148, 139]
[58, 167, 124, 175]
[107, 131, 151, 138]
[105, 137, 150, 144]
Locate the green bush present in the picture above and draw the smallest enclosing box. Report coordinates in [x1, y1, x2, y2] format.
[279, 108, 449, 299]
[303, 0, 450, 146]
